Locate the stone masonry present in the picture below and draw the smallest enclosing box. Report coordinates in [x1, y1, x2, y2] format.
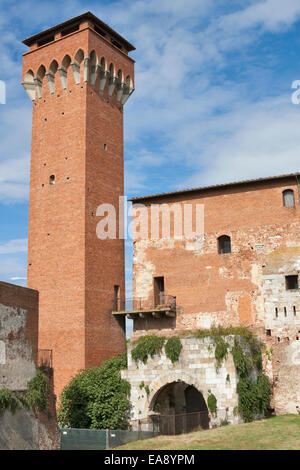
[0, 281, 59, 450]
[122, 336, 243, 428]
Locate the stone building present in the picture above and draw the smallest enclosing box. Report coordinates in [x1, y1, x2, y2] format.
[0, 282, 59, 449]
[118, 173, 300, 427]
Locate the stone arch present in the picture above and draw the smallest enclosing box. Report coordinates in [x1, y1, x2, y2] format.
[148, 371, 208, 413]
[99, 57, 108, 91]
[49, 60, 58, 74]
[74, 49, 84, 64]
[72, 49, 84, 84]
[46, 60, 58, 94]
[59, 55, 71, 89]
[117, 68, 123, 84]
[100, 57, 107, 72]
[35, 65, 46, 98]
[122, 75, 134, 104]
[148, 374, 210, 433]
[22, 70, 36, 101]
[126, 74, 133, 89]
[89, 50, 99, 85]
[108, 63, 117, 96]
[116, 69, 124, 101]
[109, 62, 115, 77]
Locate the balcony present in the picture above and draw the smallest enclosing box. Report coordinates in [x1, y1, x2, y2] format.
[112, 294, 176, 319]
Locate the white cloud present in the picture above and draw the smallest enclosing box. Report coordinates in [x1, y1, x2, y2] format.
[0, 238, 28, 255]
[0, 0, 300, 205]
[0, 257, 27, 279]
[218, 0, 300, 33]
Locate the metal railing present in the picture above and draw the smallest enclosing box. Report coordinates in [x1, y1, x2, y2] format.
[113, 294, 176, 313]
[131, 409, 230, 436]
[38, 349, 53, 369]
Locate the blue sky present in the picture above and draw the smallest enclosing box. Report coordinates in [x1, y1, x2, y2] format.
[1, 0, 300, 291]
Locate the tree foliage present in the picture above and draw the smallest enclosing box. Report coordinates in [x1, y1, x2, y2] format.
[57, 354, 131, 430]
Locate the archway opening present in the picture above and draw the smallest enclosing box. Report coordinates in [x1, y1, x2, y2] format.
[150, 381, 209, 434]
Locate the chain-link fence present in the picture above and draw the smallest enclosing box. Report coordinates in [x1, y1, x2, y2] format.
[60, 409, 230, 449]
[60, 425, 159, 450]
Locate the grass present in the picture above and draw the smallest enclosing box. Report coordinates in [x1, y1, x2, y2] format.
[116, 415, 300, 450]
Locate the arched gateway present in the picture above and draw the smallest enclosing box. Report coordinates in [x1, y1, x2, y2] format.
[149, 381, 210, 434]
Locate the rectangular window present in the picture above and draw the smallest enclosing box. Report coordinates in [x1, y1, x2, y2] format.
[285, 275, 299, 290]
[154, 277, 165, 307]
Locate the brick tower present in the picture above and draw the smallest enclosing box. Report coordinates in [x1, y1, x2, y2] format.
[22, 12, 135, 398]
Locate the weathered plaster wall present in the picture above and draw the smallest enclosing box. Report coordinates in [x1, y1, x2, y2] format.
[270, 339, 300, 414]
[122, 336, 243, 428]
[0, 282, 38, 390]
[0, 281, 60, 450]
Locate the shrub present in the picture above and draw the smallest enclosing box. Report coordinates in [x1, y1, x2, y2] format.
[58, 354, 130, 430]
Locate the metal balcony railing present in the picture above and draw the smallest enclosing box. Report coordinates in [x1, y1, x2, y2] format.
[112, 293, 176, 316]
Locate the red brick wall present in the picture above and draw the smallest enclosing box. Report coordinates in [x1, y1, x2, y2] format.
[132, 177, 300, 334]
[23, 23, 134, 398]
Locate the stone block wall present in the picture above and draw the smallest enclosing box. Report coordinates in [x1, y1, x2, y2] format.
[0, 281, 60, 450]
[0, 281, 38, 390]
[122, 336, 243, 428]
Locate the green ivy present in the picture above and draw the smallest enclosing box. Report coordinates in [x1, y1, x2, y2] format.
[0, 370, 49, 416]
[58, 354, 130, 430]
[165, 337, 182, 364]
[257, 374, 272, 413]
[207, 393, 217, 416]
[139, 381, 150, 398]
[0, 389, 13, 414]
[131, 335, 166, 364]
[232, 338, 253, 378]
[214, 337, 229, 372]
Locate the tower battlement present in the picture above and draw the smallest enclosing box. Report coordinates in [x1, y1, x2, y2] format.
[22, 12, 135, 106]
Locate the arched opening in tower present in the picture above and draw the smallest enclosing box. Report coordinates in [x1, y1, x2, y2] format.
[150, 381, 209, 435]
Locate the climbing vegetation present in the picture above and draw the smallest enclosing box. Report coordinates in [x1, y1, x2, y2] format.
[58, 354, 131, 430]
[131, 335, 166, 364]
[0, 369, 49, 416]
[131, 335, 183, 365]
[165, 337, 183, 364]
[207, 393, 217, 416]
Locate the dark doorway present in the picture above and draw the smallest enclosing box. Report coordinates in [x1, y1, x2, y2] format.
[185, 385, 210, 431]
[150, 381, 209, 435]
[154, 277, 165, 307]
